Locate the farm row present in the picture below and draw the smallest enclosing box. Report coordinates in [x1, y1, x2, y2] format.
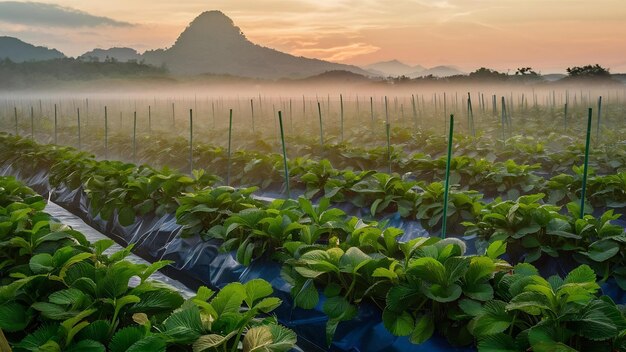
[1, 133, 626, 351]
[0, 176, 297, 352]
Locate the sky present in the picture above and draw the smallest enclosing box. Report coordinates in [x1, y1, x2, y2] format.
[1, 0, 625, 73]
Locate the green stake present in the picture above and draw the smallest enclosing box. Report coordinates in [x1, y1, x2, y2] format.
[563, 103, 567, 130]
[250, 99, 255, 133]
[172, 102, 176, 128]
[289, 99, 293, 133]
[384, 96, 389, 123]
[467, 92, 475, 136]
[317, 101, 324, 146]
[148, 105, 152, 134]
[411, 94, 418, 130]
[596, 96, 602, 143]
[579, 108, 593, 219]
[14, 107, 18, 136]
[501, 97, 507, 141]
[30, 106, 34, 140]
[385, 122, 392, 174]
[54, 104, 58, 144]
[77, 108, 81, 150]
[133, 111, 137, 163]
[441, 114, 455, 239]
[340, 94, 344, 142]
[278, 111, 290, 198]
[370, 96, 374, 128]
[226, 109, 233, 185]
[189, 109, 193, 174]
[104, 106, 108, 159]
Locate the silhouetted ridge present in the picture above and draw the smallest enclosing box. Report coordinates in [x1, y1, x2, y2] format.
[0, 36, 65, 62]
[142, 10, 370, 78]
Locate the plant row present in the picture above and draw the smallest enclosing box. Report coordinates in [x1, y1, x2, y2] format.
[2, 136, 626, 350]
[2, 133, 625, 237]
[0, 176, 297, 352]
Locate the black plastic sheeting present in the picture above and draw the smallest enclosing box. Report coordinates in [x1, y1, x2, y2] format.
[0, 162, 479, 351]
[4, 162, 626, 351]
[44, 201, 196, 299]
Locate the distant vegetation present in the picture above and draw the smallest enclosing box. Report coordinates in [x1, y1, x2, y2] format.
[0, 58, 167, 88]
[566, 64, 611, 78]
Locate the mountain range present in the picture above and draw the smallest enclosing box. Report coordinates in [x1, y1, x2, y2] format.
[0, 11, 462, 78]
[364, 59, 464, 77]
[0, 36, 65, 62]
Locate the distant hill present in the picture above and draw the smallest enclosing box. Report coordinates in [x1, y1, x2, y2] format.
[297, 70, 372, 83]
[410, 65, 465, 77]
[142, 11, 371, 79]
[364, 60, 425, 77]
[0, 36, 65, 62]
[542, 74, 567, 82]
[80, 47, 141, 62]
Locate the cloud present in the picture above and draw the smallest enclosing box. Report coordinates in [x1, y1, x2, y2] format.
[0, 1, 133, 28]
[291, 42, 380, 62]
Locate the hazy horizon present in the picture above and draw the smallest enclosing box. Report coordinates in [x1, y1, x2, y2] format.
[1, 0, 625, 74]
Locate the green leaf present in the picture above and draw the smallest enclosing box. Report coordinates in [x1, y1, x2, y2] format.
[293, 279, 319, 309]
[571, 300, 619, 341]
[129, 290, 184, 314]
[266, 324, 297, 352]
[210, 282, 246, 316]
[243, 326, 272, 352]
[192, 331, 237, 352]
[322, 296, 356, 321]
[118, 207, 136, 227]
[65, 339, 105, 352]
[478, 333, 521, 352]
[546, 218, 579, 239]
[408, 257, 445, 285]
[253, 297, 282, 313]
[584, 240, 619, 262]
[486, 241, 507, 259]
[409, 315, 434, 344]
[382, 308, 414, 336]
[338, 247, 372, 274]
[386, 284, 421, 312]
[459, 299, 483, 316]
[76, 320, 110, 344]
[32, 302, 76, 320]
[470, 300, 512, 337]
[563, 265, 597, 285]
[110, 326, 147, 352]
[444, 256, 470, 284]
[0, 302, 31, 332]
[30, 253, 55, 274]
[49, 288, 87, 306]
[93, 239, 114, 256]
[506, 292, 551, 315]
[14, 324, 59, 350]
[126, 336, 166, 352]
[528, 325, 577, 352]
[244, 279, 273, 307]
[61, 308, 97, 346]
[163, 305, 203, 343]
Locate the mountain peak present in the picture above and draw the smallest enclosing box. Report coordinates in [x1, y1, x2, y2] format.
[174, 10, 245, 47]
[142, 10, 370, 78]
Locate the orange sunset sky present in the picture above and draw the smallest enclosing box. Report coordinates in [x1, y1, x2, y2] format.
[1, 0, 625, 73]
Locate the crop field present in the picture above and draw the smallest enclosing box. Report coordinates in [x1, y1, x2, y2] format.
[1, 88, 626, 352]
